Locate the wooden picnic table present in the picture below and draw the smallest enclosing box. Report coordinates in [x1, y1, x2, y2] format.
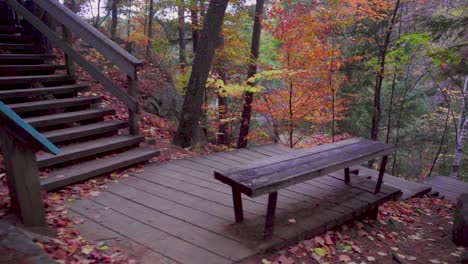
[214, 138, 395, 239]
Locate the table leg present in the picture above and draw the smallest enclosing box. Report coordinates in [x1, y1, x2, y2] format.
[344, 167, 350, 184]
[375, 155, 388, 193]
[232, 187, 244, 223]
[264, 192, 278, 240]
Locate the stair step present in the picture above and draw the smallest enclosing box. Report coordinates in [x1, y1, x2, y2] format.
[0, 34, 35, 43]
[0, 74, 76, 85]
[0, 26, 26, 34]
[37, 135, 145, 168]
[43, 120, 128, 143]
[0, 54, 53, 60]
[0, 43, 37, 50]
[25, 108, 115, 128]
[0, 84, 89, 99]
[8, 96, 101, 113]
[0, 64, 66, 72]
[41, 147, 160, 191]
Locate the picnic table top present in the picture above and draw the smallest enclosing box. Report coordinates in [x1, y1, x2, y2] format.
[215, 138, 394, 197]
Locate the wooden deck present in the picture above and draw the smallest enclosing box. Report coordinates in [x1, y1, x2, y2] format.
[351, 166, 431, 200]
[422, 176, 468, 202]
[67, 145, 402, 264]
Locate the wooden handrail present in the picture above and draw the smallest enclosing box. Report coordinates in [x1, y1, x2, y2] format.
[32, 0, 142, 79]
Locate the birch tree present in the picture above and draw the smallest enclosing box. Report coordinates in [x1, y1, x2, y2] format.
[451, 76, 468, 178]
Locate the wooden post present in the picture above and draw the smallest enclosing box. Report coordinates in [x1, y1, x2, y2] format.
[375, 155, 388, 193]
[0, 127, 47, 228]
[344, 167, 350, 184]
[232, 187, 244, 223]
[62, 25, 75, 75]
[264, 191, 278, 240]
[127, 75, 140, 135]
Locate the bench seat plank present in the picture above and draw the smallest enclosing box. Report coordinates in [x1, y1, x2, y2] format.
[215, 139, 394, 197]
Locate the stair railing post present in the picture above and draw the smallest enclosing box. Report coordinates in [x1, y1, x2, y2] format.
[62, 25, 75, 75]
[0, 126, 47, 230]
[127, 74, 140, 135]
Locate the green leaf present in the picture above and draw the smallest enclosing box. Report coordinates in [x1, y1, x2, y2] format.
[314, 247, 327, 256]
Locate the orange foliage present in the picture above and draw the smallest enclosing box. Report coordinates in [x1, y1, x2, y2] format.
[255, 0, 395, 147]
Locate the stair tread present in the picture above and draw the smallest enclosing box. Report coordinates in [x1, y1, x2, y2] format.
[0, 26, 26, 33]
[37, 135, 144, 168]
[0, 84, 88, 99]
[42, 120, 128, 143]
[0, 33, 33, 38]
[41, 147, 160, 191]
[0, 43, 37, 49]
[25, 108, 115, 128]
[0, 64, 66, 70]
[0, 54, 53, 59]
[7, 96, 101, 112]
[0, 74, 76, 84]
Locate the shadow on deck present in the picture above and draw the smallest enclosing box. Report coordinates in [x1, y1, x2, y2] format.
[67, 145, 403, 264]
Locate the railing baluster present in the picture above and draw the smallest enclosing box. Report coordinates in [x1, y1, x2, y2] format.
[127, 75, 140, 135]
[61, 25, 75, 75]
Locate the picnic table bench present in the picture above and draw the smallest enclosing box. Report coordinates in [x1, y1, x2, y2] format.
[214, 138, 395, 239]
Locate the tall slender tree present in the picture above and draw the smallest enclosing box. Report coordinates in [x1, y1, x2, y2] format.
[146, 0, 155, 58]
[178, 0, 187, 67]
[174, 0, 230, 147]
[451, 77, 468, 178]
[237, 0, 265, 148]
[110, 0, 120, 40]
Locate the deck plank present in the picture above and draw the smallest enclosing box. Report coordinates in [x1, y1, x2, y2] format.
[71, 198, 232, 264]
[422, 176, 468, 202]
[66, 211, 177, 264]
[89, 190, 255, 261]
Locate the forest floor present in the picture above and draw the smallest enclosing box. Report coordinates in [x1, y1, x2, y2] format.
[246, 197, 466, 264]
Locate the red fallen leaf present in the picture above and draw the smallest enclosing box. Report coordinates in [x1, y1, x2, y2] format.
[276, 254, 295, 264]
[339, 254, 351, 263]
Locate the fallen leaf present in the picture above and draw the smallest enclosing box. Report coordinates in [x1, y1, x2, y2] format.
[276, 255, 294, 264]
[288, 218, 297, 224]
[339, 254, 351, 263]
[352, 245, 361, 253]
[314, 236, 325, 245]
[407, 256, 417, 261]
[89, 191, 100, 197]
[314, 247, 327, 257]
[377, 252, 388, 256]
[428, 259, 440, 263]
[49, 193, 61, 201]
[261, 258, 272, 264]
[366, 256, 376, 262]
[81, 245, 94, 255]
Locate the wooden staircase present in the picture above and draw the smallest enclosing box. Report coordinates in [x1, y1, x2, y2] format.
[0, 23, 160, 191]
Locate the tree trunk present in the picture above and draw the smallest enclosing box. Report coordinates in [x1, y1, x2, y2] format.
[370, 0, 400, 142]
[110, 0, 119, 40]
[451, 77, 468, 178]
[178, 2, 187, 67]
[64, 0, 78, 13]
[237, 0, 265, 148]
[125, 0, 132, 52]
[190, 6, 200, 54]
[368, 0, 400, 167]
[217, 69, 229, 145]
[174, 0, 229, 147]
[146, 0, 155, 58]
[94, 0, 102, 27]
